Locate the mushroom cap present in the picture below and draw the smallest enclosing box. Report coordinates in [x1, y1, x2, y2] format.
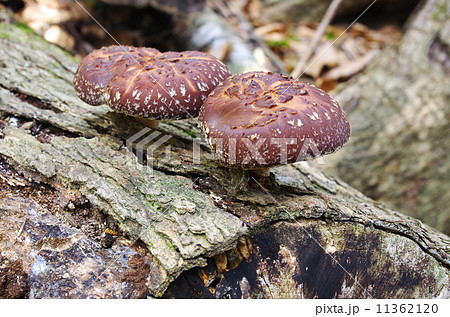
[199, 71, 350, 168]
[73, 46, 231, 119]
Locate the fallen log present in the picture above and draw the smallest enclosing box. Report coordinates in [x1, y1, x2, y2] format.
[0, 11, 448, 298]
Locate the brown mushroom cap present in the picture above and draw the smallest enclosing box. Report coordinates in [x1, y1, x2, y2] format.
[73, 46, 231, 119]
[199, 71, 350, 168]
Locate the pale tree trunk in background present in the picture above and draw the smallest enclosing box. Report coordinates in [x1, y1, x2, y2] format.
[0, 7, 449, 298]
[249, 0, 419, 23]
[324, 0, 450, 236]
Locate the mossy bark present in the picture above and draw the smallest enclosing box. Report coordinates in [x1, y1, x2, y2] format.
[0, 10, 449, 298]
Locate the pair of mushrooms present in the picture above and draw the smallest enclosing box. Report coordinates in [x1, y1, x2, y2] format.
[73, 46, 350, 185]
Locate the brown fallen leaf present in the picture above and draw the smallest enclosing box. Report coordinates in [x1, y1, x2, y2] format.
[319, 50, 376, 82]
[300, 42, 340, 78]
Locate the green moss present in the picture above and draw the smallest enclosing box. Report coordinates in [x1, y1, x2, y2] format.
[182, 129, 195, 138]
[267, 32, 299, 49]
[156, 232, 176, 250]
[0, 23, 32, 42]
[149, 201, 162, 211]
[0, 24, 11, 39]
[326, 31, 337, 40]
[0, 21, 77, 63]
[267, 39, 290, 48]
[14, 21, 37, 35]
[0, 31, 10, 39]
[431, 1, 447, 21]
[56, 45, 78, 62]
[167, 240, 176, 251]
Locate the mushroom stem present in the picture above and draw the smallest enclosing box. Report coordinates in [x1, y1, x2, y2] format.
[134, 117, 160, 129]
[248, 167, 271, 184]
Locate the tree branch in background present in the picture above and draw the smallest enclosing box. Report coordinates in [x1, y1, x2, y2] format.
[290, 0, 343, 79]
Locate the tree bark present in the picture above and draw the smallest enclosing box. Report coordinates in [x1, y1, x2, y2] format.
[0, 9, 449, 298]
[242, 0, 420, 24]
[324, 0, 450, 236]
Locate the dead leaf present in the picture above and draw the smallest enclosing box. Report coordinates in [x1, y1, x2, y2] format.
[319, 50, 376, 82]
